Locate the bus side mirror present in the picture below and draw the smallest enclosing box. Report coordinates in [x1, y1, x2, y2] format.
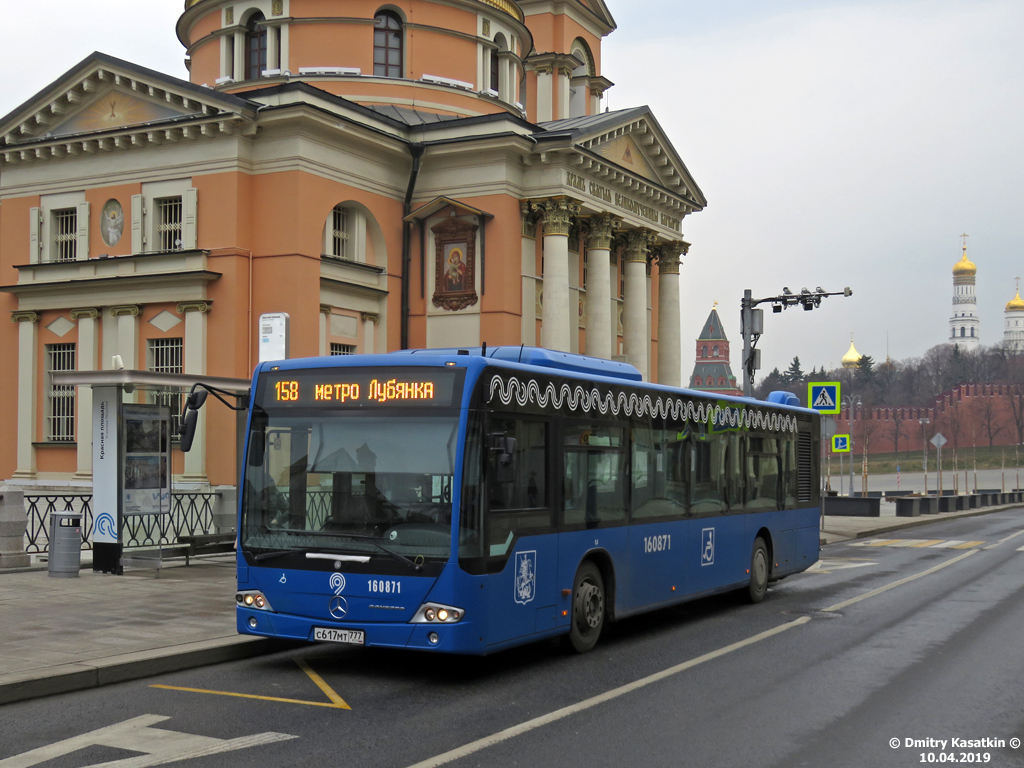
[178, 387, 209, 453]
[248, 431, 266, 467]
[179, 409, 199, 452]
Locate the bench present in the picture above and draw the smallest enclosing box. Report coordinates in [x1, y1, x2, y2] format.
[177, 533, 236, 565]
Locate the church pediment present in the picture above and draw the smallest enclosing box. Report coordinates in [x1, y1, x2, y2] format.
[0, 53, 254, 159]
[538, 107, 707, 212]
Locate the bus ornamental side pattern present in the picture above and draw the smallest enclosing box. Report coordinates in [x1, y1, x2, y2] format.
[488, 375, 799, 433]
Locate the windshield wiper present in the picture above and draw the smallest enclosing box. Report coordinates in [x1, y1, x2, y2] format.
[253, 546, 317, 563]
[326, 532, 423, 572]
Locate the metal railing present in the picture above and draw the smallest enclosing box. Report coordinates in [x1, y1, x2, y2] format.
[24, 491, 221, 554]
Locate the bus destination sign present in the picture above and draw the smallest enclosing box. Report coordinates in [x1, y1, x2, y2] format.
[261, 367, 462, 408]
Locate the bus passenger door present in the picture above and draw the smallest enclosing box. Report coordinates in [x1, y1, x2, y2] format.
[628, 428, 688, 611]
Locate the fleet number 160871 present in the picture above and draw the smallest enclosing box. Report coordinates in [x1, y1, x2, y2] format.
[643, 535, 671, 553]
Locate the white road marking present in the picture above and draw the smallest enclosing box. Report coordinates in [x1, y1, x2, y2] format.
[822, 549, 978, 613]
[984, 529, 1024, 550]
[0, 714, 296, 768]
[806, 559, 876, 574]
[928, 540, 967, 548]
[404, 617, 812, 768]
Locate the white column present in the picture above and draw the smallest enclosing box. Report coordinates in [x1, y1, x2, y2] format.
[179, 302, 209, 483]
[623, 229, 653, 380]
[233, 31, 245, 79]
[584, 214, 617, 359]
[319, 305, 330, 356]
[111, 305, 140, 404]
[520, 202, 538, 346]
[558, 66, 572, 120]
[12, 312, 38, 480]
[535, 67, 553, 122]
[362, 312, 379, 354]
[534, 198, 579, 352]
[656, 245, 684, 387]
[72, 308, 100, 480]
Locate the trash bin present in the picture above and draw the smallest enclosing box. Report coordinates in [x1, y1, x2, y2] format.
[48, 511, 82, 578]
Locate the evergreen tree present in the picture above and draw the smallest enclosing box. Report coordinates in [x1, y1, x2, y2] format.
[784, 356, 804, 384]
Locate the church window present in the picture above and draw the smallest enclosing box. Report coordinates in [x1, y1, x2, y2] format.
[51, 208, 78, 262]
[323, 203, 368, 262]
[245, 13, 268, 80]
[712, 345, 719, 357]
[960, 327, 965, 337]
[46, 343, 76, 442]
[490, 39, 501, 93]
[155, 197, 184, 251]
[701, 345, 707, 357]
[374, 11, 403, 78]
[970, 327, 975, 337]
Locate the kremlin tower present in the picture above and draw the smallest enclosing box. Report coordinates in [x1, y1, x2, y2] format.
[1005, 281, 1024, 350]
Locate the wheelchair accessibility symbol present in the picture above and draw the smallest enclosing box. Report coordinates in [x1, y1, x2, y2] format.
[701, 528, 715, 566]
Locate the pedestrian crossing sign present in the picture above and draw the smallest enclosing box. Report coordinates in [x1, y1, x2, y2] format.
[832, 434, 851, 452]
[808, 381, 841, 414]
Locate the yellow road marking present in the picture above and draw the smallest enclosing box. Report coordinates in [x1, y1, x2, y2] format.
[905, 539, 944, 547]
[950, 541, 985, 549]
[984, 529, 1024, 550]
[296, 658, 351, 708]
[863, 539, 903, 547]
[149, 684, 349, 709]
[150, 659, 350, 710]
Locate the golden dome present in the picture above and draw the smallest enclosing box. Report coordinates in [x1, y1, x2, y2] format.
[1006, 290, 1024, 312]
[841, 339, 862, 369]
[953, 246, 976, 277]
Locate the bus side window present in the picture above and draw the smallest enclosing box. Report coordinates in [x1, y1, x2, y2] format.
[485, 418, 549, 556]
[632, 425, 687, 519]
[690, 430, 726, 515]
[563, 422, 627, 529]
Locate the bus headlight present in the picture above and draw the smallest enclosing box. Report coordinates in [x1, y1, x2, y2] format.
[236, 590, 274, 612]
[411, 602, 463, 623]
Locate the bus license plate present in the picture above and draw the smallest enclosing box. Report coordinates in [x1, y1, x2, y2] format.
[314, 627, 365, 645]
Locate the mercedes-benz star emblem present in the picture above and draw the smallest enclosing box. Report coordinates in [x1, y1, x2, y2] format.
[329, 596, 349, 619]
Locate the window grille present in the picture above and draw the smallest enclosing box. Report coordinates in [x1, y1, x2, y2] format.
[52, 208, 77, 262]
[155, 197, 183, 251]
[148, 338, 183, 434]
[331, 205, 349, 259]
[331, 343, 356, 356]
[46, 343, 76, 442]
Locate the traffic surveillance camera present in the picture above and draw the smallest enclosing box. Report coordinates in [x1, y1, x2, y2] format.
[802, 301, 814, 311]
[815, 286, 825, 293]
[844, 287, 852, 297]
[773, 304, 783, 313]
[782, 287, 792, 295]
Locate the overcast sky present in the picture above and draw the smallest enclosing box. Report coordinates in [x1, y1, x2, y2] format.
[2, 0, 1021, 379]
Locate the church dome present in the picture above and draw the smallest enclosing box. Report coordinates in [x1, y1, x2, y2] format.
[953, 247, 977, 277]
[841, 339, 862, 369]
[1007, 290, 1024, 312]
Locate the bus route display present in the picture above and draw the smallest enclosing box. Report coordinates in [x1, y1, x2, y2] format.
[259, 367, 463, 408]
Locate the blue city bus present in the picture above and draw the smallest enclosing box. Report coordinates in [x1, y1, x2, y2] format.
[195, 346, 820, 654]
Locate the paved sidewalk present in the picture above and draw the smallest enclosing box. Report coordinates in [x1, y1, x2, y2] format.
[1, 502, 1020, 706]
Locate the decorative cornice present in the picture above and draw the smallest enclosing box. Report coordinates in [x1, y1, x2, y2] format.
[176, 301, 210, 314]
[109, 305, 140, 318]
[520, 199, 538, 238]
[361, 312, 380, 324]
[11, 311, 38, 324]
[70, 308, 100, 320]
[320, 304, 332, 315]
[655, 240, 686, 274]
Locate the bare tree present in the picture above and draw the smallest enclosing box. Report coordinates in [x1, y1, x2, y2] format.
[887, 408, 910, 458]
[973, 386, 1007, 448]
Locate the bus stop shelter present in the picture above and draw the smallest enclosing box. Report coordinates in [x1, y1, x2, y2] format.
[52, 369, 250, 573]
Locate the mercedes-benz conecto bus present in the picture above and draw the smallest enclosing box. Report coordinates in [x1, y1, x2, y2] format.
[183, 346, 820, 654]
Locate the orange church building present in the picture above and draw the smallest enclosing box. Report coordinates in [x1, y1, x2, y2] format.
[0, 0, 705, 490]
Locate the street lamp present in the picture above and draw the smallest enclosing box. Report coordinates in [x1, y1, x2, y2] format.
[844, 394, 861, 496]
[919, 417, 930, 495]
[740, 286, 853, 397]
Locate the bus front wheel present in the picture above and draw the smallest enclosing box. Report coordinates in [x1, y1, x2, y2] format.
[568, 561, 605, 653]
[747, 537, 769, 604]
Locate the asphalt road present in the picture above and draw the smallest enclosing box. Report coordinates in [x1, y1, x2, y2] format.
[3, 511, 1024, 768]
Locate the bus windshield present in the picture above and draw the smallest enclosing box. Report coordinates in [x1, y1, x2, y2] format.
[241, 411, 459, 564]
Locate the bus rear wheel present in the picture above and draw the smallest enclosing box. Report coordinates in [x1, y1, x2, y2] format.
[747, 537, 769, 604]
[568, 561, 605, 653]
